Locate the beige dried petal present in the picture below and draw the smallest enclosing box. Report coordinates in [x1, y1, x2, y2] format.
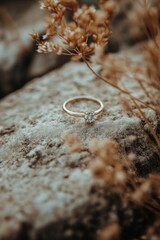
[98, 223, 120, 240]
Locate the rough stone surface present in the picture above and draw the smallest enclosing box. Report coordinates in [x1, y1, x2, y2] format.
[0, 49, 159, 240]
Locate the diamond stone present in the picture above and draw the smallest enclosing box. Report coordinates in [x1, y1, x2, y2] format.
[84, 111, 96, 123]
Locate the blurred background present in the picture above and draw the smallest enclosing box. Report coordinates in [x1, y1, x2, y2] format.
[0, 0, 159, 99]
[0, 0, 69, 99]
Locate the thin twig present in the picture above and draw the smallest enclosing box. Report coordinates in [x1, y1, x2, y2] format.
[83, 57, 160, 148]
[83, 58, 158, 113]
[131, 96, 160, 148]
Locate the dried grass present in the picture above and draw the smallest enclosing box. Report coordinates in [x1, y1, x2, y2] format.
[65, 133, 160, 239]
[33, 1, 160, 239]
[31, 0, 160, 148]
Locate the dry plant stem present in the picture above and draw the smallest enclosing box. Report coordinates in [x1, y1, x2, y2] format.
[136, 78, 151, 100]
[142, 0, 159, 47]
[83, 57, 160, 148]
[131, 96, 160, 148]
[136, 78, 159, 108]
[83, 58, 157, 113]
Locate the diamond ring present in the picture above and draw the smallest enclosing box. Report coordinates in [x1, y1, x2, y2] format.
[63, 96, 104, 123]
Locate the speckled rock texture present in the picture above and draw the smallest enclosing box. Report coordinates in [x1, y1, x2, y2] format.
[0, 49, 159, 240]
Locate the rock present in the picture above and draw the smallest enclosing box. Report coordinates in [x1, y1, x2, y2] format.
[0, 48, 159, 240]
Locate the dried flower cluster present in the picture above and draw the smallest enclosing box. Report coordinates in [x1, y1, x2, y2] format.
[64, 132, 82, 153]
[65, 133, 160, 240]
[121, 0, 160, 108]
[31, 0, 116, 60]
[142, 3, 160, 106]
[97, 223, 120, 240]
[89, 139, 128, 187]
[90, 138, 160, 210]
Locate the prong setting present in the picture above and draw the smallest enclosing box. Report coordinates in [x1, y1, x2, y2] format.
[84, 111, 96, 123]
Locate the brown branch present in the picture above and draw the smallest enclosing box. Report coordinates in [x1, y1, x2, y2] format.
[82, 57, 160, 148]
[131, 97, 160, 148]
[83, 58, 158, 113]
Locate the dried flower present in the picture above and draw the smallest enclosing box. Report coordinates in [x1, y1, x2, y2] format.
[64, 133, 82, 153]
[33, 0, 114, 60]
[146, 220, 160, 240]
[98, 223, 120, 240]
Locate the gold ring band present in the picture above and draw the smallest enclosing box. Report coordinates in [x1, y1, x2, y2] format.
[63, 96, 104, 123]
